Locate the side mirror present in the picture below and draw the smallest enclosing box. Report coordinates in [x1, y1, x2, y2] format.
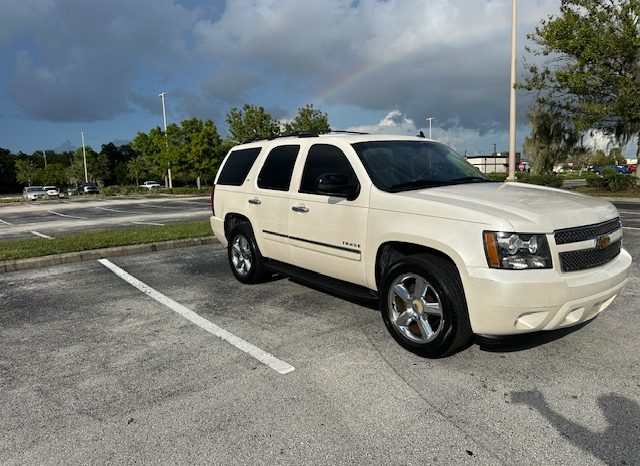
[316, 173, 359, 200]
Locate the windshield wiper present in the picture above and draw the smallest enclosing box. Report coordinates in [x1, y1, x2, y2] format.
[388, 180, 445, 192]
[444, 176, 492, 184]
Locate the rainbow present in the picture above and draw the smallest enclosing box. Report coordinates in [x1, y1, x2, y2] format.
[314, 19, 512, 104]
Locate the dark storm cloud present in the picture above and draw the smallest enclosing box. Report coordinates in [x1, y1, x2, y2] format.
[193, 0, 558, 133]
[5, 0, 200, 122]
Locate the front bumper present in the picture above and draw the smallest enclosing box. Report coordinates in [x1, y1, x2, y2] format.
[464, 248, 632, 335]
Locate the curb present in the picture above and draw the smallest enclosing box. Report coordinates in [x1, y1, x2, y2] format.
[0, 236, 219, 273]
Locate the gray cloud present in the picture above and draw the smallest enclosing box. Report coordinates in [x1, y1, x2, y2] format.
[6, 0, 200, 122]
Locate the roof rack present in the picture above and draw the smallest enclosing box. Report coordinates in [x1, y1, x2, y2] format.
[328, 130, 370, 135]
[239, 129, 369, 145]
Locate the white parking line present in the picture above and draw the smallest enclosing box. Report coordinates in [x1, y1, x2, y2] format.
[95, 206, 129, 213]
[98, 259, 295, 375]
[48, 210, 87, 219]
[623, 226, 639, 230]
[132, 221, 164, 226]
[0, 218, 13, 225]
[139, 203, 176, 209]
[619, 210, 640, 215]
[30, 231, 53, 239]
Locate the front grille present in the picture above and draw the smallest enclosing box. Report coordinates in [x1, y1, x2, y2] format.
[554, 218, 621, 245]
[559, 241, 621, 272]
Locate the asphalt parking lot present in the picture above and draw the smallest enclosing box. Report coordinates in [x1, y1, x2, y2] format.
[0, 196, 211, 241]
[0, 201, 638, 464]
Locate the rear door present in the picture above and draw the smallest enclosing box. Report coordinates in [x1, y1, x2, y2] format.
[251, 144, 300, 262]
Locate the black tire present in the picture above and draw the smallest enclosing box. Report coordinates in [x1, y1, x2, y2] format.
[227, 223, 266, 284]
[379, 253, 472, 357]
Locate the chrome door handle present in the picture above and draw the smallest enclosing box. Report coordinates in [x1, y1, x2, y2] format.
[248, 198, 261, 205]
[291, 205, 309, 213]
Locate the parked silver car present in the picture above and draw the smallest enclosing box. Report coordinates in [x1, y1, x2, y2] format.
[22, 186, 47, 201]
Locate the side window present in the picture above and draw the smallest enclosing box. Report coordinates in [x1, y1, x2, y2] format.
[299, 144, 358, 194]
[257, 145, 300, 191]
[216, 147, 261, 186]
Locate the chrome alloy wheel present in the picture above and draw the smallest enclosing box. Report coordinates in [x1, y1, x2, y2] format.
[231, 234, 253, 277]
[387, 273, 445, 344]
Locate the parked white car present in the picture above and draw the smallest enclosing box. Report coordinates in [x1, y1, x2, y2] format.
[22, 186, 47, 201]
[43, 186, 61, 197]
[210, 133, 632, 357]
[139, 181, 162, 189]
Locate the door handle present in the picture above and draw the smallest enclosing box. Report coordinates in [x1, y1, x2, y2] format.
[291, 205, 309, 213]
[248, 198, 261, 205]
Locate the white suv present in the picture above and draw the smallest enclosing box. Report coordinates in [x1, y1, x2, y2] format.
[210, 133, 631, 357]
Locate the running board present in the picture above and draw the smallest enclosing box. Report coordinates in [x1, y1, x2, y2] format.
[265, 260, 378, 302]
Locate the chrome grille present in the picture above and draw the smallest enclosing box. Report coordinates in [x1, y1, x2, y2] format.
[554, 218, 621, 245]
[559, 241, 622, 272]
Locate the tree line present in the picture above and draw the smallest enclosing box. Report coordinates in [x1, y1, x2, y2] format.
[0, 104, 330, 194]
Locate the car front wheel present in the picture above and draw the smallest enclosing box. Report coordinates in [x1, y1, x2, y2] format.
[379, 253, 472, 357]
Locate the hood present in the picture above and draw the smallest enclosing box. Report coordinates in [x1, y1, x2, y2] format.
[387, 182, 619, 232]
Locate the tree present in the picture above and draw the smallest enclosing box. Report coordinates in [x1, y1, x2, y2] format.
[521, 0, 640, 171]
[522, 105, 579, 174]
[42, 163, 68, 186]
[226, 104, 280, 143]
[15, 158, 41, 186]
[283, 104, 331, 134]
[180, 118, 223, 188]
[0, 148, 20, 194]
[127, 156, 152, 186]
[69, 146, 107, 184]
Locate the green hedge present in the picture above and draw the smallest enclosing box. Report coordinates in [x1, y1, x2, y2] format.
[516, 173, 563, 188]
[585, 172, 638, 192]
[484, 172, 562, 188]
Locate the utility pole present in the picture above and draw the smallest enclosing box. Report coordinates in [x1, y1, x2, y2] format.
[507, 0, 517, 182]
[426, 117, 434, 140]
[81, 131, 88, 183]
[159, 92, 173, 189]
[42, 150, 47, 168]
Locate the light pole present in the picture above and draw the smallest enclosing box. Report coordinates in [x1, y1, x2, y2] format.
[426, 117, 434, 139]
[159, 91, 173, 189]
[507, 0, 517, 182]
[81, 131, 88, 183]
[42, 150, 47, 168]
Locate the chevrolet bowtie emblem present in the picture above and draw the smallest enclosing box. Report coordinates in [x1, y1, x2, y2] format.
[596, 235, 611, 249]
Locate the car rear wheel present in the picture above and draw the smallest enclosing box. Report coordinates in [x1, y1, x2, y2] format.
[379, 253, 472, 357]
[227, 223, 266, 284]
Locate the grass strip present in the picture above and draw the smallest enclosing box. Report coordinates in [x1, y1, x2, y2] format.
[0, 221, 213, 261]
[573, 186, 640, 198]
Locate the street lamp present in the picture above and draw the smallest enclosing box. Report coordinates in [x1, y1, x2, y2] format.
[81, 131, 88, 183]
[507, 0, 517, 182]
[426, 117, 434, 140]
[159, 92, 173, 189]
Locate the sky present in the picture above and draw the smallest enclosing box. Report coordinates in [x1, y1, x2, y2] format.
[2, 0, 624, 158]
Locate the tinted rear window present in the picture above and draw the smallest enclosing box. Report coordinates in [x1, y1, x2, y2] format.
[217, 147, 261, 186]
[257, 145, 300, 191]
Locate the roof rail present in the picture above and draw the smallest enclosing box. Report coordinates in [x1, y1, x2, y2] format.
[328, 130, 370, 135]
[238, 129, 368, 145]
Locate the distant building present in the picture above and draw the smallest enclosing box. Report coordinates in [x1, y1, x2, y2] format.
[466, 152, 522, 174]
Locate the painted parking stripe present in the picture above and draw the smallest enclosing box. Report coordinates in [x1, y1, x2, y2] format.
[132, 221, 165, 226]
[0, 218, 13, 225]
[95, 206, 129, 213]
[30, 231, 53, 239]
[48, 210, 87, 219]
[623, 226, 639, 230]
[140, 203, 176, 209]
[98, 259, 295, 375]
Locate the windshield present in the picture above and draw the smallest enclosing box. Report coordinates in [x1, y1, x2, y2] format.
[351, 140, 491, 192]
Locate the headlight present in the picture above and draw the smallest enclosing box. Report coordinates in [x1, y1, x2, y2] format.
[483, 231, 552, 269]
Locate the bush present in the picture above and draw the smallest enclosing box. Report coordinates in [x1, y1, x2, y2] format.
[485, 172, 509, 182]
[586, 172, 638, 192]
[515, 173, 563, 188]
[100, 185, 148, 196]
